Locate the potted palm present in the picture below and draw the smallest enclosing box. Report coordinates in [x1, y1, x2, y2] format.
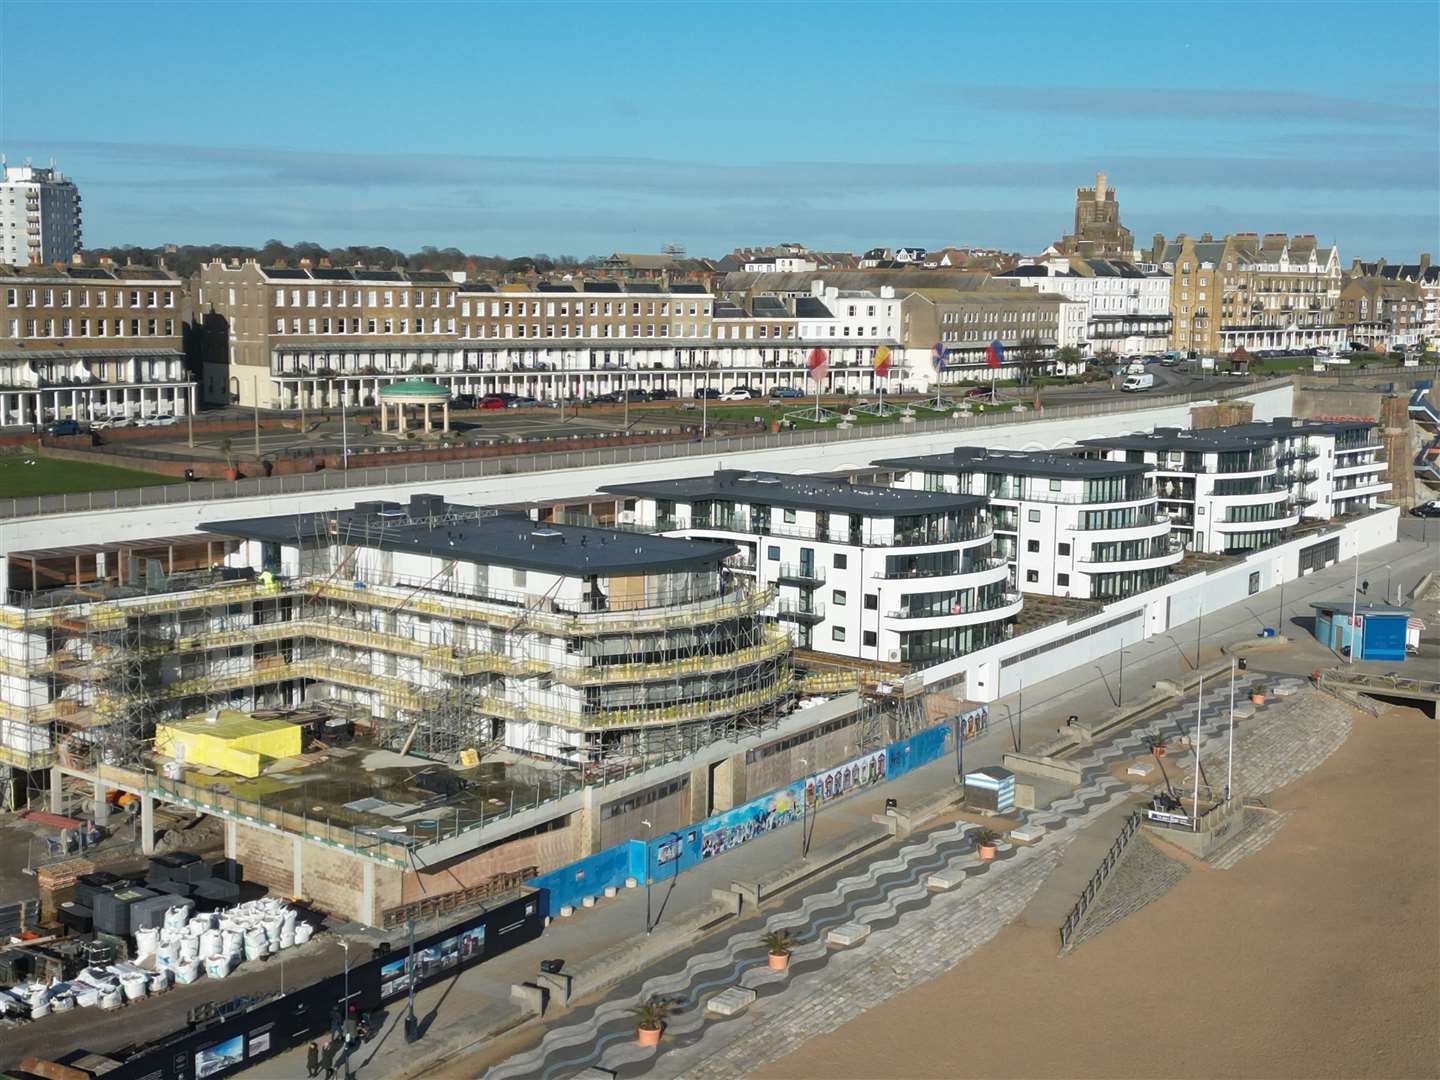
[763, 929, 796, 971]
[630, 996, 673, 1047]
[221, 437, 239, 481]
[1250, 684, 1267, 706]
[972, 827, 1002, 860]
[1145, 733, 1169, 758]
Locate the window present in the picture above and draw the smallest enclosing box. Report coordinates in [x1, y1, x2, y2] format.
[862, 630, 877, 647]
[1049, 479, 1061, 491]
[767, 545, 780, 561]
[1027, 509, 1041, 523]
[832, 590, 847, 606]
[513, 569, 527, 588]
[1025, 569, 1039, 583]
[831, 626, 846, 642]
[1026, 540, 1040, 553]
[864, 593, 878, 610]
[1248, 571, 1261, 595]
[1057, 573, 1070, 586]
[833, 553, 847, 569]
[1058, 542, 1070, 556]
[783, 508, 796, 524]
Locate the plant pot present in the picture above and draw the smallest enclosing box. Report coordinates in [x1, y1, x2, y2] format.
[1251, 693, 1266, 705]
[223, 467, 240, 481]
[767, 951, 790, 971]
[637, 1024, 662, 1047]
[977, 843, 997, 860]
[1151, 747, 1166, 758]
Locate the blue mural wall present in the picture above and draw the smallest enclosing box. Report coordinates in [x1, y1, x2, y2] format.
[526, 706, 988, 913]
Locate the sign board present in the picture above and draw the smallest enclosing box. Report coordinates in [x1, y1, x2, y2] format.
[1200, 356, 1216, 370]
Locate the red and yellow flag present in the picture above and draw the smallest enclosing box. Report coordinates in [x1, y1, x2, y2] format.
[872, 345, 892, 378]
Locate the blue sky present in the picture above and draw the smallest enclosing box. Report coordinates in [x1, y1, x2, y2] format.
[2, 0, 1436, 259]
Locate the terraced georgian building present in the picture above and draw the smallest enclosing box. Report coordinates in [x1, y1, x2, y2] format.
[191, 261, 901, 408]
[0, 262, 193, 426]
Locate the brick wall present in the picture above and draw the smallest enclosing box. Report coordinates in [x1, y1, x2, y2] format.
[400, 819, 578, 905]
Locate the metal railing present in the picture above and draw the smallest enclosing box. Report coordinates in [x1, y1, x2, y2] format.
[1059, 810, 1141, 950]
[0, 377, 1294, 520]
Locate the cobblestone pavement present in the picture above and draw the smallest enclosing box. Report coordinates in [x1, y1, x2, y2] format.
[482, 672, 1341, 1080]
[1066, 835, 1189, 952]
[1208, 808, 1293, 871]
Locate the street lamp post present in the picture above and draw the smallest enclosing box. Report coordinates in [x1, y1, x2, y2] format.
[798, 758, 810, 858]
[641, 819, 653, 934]
[336, 938, 353, 1079]
[404, 916, 419, 1042]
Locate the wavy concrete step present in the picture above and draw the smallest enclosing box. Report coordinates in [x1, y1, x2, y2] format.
[494, 777, 1137, 1080]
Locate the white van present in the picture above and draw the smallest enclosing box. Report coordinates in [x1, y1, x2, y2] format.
[1125, 361, 1146, 376]
[1121, 372, 1154, 393]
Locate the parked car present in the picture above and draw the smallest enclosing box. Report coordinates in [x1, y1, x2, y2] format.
[646, 388, 678, 401]
[506, 396, 540, 408]
[451, 393, 478, 409]
[589, 391, 622, 404]
[479, 394, 509, 410]
[44, 419, 87, 436]
[694, 387, 721, 399]
[1411, 501, 1440, 518]
[149, 415, 179, 427]
[719, 387, 755, 401]
[769, 385, 804, 398]
[623, 388, 649, 402]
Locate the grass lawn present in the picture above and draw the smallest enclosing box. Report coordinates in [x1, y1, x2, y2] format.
[0, 454, 180, 498]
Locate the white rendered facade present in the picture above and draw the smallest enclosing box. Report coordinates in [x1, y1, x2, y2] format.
[0, 164, 82, 266]
[1080, 418, 1389, 554]
[999, 258, 1172, 356]
[877, 448, 1183, 601]
[605, 471, 1021, 669]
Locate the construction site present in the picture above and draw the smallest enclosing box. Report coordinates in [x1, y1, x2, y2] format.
[0, 494, 920, 927]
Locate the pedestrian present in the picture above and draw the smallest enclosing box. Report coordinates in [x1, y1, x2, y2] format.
[322, 1039, 337, 1080]
[307, 1041, 321, 1078]
[330, 1002, 342, 1041]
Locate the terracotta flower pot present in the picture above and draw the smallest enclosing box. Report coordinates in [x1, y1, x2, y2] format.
[223, 466, 240, 482]
[637, 1024, 662, 1047]
[1251, 693, 1266, 705]
[767, 951, 790, 971]
[977, 843, 997, 860]
[1152, 746, 1167, 758]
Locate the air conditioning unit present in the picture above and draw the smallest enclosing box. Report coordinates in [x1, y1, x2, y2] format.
[888, 649, 901, 662]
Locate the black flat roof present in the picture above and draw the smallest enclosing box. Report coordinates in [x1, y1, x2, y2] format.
[1220, 417, 1378, 438]
[602, 470, 985, 516]
[202, 502, 736, 576]
[1080, 427, 1271, 452]
[874, 447, 1152, 479]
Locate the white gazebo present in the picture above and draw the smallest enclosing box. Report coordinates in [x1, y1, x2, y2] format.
[376, 380, 451, 435]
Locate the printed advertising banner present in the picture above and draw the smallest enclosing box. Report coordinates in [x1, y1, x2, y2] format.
[700, 781, 803, 861]
[804, 749, 886, 807]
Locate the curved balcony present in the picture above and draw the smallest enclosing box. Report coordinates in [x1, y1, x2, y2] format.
[1213, 506, 1302, 531]
[877, 558, 1011, 590]
[1067, 513, 1171, 541]
[1209, 488, 1293, 507]
[1077, 543, 1186, 574]
[882, 590, 1022, 630]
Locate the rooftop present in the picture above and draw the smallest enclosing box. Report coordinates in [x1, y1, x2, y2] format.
[874, 447, 1153, 480]
[1079, 426, 1273, 453]
[602, 469, 986, 516]
[203, 497, 737, 576]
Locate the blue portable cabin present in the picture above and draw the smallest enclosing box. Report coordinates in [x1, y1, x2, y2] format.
[1310, 600, 1412, 661]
